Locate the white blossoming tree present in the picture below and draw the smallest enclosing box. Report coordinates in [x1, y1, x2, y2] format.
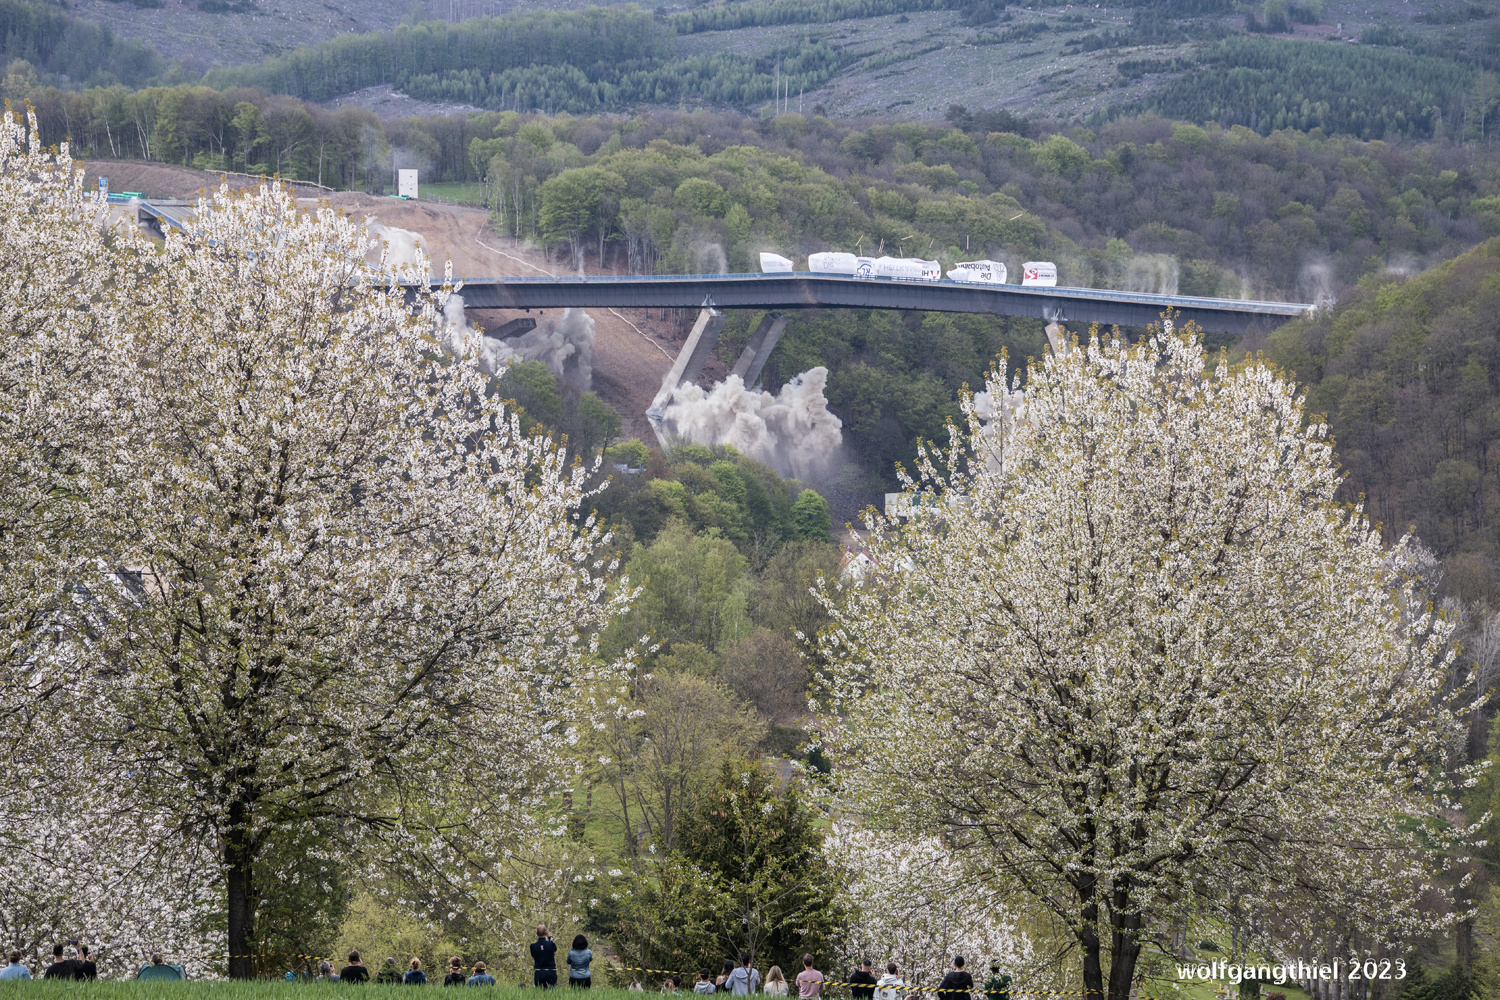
[824, 825, 1038, 987]
[817, 329, 1474, 1000]
[0, 110, 221, 975]
[0, 110, 635, 977]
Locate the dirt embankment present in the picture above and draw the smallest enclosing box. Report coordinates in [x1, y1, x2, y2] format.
[78, 160, 336, 200]
[326, 193, 682, 442]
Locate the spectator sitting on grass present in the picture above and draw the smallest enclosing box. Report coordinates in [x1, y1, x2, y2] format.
[467, 962, 496, 986]
[340, 952, 370, 984]
[139, 954, 184, 980]
[377, 958, 402, 984]
[405, 958, 427, 985]
[0, 951, 31, 981]
[695, 970, 716, 995]
[445, 958, 467, 987]
[725, 953, 759, 996]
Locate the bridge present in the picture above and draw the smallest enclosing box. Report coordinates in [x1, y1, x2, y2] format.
[121, 195, 1316, 440]
[447, 274, 1314, 440]
[449, 272, 1312, 337]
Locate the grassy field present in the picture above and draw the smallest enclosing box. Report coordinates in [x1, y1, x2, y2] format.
[0, 973, 1326, 1000]
[416, 183, 491, 206]
[0, 983, 645, 1000]
[0, 977, 1329, 1000]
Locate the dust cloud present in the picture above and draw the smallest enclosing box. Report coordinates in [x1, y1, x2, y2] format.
[366, 218, 429, 277]
[1121, 254, 1180, 295]
[656, 367, 844, 482]
[438, 294, 596, 390]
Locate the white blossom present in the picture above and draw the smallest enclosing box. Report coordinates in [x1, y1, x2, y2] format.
[818, 329, 1475, 1000]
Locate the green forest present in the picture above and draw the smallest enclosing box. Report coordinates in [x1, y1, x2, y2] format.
[3, 0, 1499, 140]
[1268, 237, 1500, 601]
[29, 81, 1500, 491]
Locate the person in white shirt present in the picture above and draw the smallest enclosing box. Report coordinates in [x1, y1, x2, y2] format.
[875, 963, 905, 1000]
[764, 967, 789, 997]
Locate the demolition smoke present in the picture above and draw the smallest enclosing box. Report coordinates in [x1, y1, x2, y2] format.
[439, 295, 595, 390]
[655, 367, 843, 482]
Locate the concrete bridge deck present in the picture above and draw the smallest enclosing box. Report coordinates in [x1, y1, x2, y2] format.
[445, 272, 1314, 336]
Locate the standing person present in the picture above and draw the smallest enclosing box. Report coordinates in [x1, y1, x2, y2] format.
[763, 968, 788, 997]
[566, 935, 592, 989]
[0, 952, 30, 981]
[875, 963, 905, 1000]
[43, 944, 80, 980]
[340, 951, 371, 983]
[445, 958, 467, 986]
[937, 957, 973, 1000]
[796, 956, 824, 1000]
[77, 946, 97, 980]
[726, 953, 759, 995]
[405, 958, 427, 985]
[850, 961, 877, 1000]
[531, 926, 558, 989]
[982, 964, 1010, 1000]
[467, 962, 496, 986]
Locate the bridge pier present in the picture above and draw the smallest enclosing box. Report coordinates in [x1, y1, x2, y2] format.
[730, 312, 787, 388]
[1043, 300, 1068, 357]
[646, 306, 727, 446]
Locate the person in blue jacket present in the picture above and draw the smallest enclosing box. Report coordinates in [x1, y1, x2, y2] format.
[566, 935, 592, 988]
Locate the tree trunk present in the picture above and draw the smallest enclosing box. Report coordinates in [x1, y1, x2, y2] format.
[1077, 872, 1105, 1000]
[1458, 917, 1474, 974]
[1107, 881, 1142, 1000]
[225, 812, 255, 980]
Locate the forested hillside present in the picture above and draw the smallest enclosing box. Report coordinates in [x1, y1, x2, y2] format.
[32, 88, 1500, 487]
[1268, 237, 1500, 601]
[198, 7, 850, 112]
[1145, 34, 1478, 139]
[6, 0, 1499, 131]
[0, 0, 163, 87]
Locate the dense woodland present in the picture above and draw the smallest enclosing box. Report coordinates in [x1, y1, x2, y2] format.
[28, 81, 1500, 486]
[1268, 238, 1500, 602]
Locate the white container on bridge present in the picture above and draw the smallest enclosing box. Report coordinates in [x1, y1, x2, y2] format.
[759, 252, 794, 273]
[1021, 261, 1058, 286]
[947, 260, 1008, 284]
[874, 256, 941, 280]
[807, 251, 880, 278]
